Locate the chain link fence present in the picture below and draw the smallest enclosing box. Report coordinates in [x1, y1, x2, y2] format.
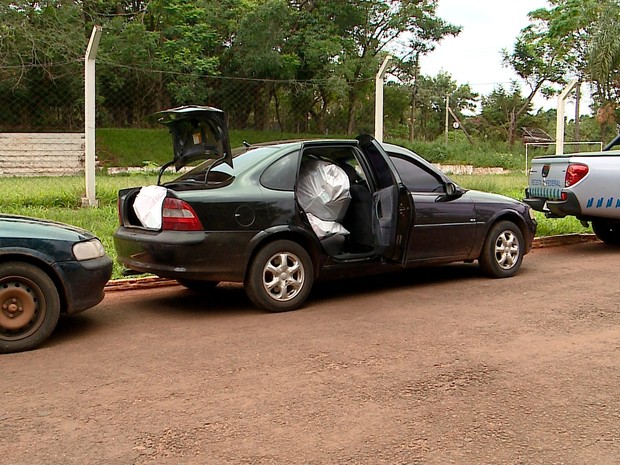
[0, 60, 385, 137]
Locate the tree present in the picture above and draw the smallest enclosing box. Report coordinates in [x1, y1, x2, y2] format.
[407, 72, 476, 141]
[587, 1, 620, 138]
[511, 0, 620, 142]
[480, 83, 535, 143]
[502, 10, 570, 146]
[0, 1, 86, 130]
[336, 0, 460, 135]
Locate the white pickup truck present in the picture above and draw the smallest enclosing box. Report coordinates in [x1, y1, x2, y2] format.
[524, 134, 620, 244]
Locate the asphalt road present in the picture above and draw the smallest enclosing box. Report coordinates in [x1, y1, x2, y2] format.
[2, 241, 620, 465]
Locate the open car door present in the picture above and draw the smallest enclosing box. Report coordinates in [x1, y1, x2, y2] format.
[356, 134, 412, 262]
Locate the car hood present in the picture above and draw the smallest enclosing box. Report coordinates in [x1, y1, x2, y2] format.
[466, 189, 526, 208]
[0, 214, 95, 242]
[153, 105, 233, 171]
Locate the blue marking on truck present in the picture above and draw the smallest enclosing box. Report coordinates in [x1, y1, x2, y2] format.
[597, 198, 604, 208]
[607, 198, 614, 208]
[587, 198, 594, 208]
[616, 199, 620, 208]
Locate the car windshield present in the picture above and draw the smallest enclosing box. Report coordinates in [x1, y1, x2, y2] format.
[170, 145, 288, 186]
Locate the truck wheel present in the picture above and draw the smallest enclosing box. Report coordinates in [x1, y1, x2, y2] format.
[592, 220, 620, 245]
[0, 262, 61, 354]
[245, 240, 314, 312]
[479, 221, 524, 278]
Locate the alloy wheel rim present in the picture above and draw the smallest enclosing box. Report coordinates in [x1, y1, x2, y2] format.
[261, 251, 305, 302]
[494, 231, 520, 270]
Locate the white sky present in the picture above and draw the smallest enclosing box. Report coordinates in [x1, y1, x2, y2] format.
[420, 0, 553, 110]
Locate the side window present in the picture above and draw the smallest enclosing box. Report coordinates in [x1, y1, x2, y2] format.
[260, 151, 299, 191]
[389, 155, 444, 193]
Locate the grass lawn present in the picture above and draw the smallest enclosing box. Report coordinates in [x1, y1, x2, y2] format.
[0, 172, 591, 280]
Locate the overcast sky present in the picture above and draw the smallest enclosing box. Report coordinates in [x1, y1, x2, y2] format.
[420, 0, 552, 110]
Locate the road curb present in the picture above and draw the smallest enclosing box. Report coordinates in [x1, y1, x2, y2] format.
[104, 234, 600, 292]
[531, 233, 599, 248]
[104, 276, 178, 292]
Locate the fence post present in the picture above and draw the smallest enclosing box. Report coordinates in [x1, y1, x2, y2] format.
[555, 79, 579, 155]
[374, 55, 391, 143]
[83, 25, 102, 207]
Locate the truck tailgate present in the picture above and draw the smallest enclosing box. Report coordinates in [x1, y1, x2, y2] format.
[528, 157, 568, 201]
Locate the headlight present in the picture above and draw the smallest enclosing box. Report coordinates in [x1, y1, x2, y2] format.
[73, 238, 106, 261]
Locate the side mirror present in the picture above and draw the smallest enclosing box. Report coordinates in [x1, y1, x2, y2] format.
[437, 182, 465, 202]
[445, 182, 461, 196]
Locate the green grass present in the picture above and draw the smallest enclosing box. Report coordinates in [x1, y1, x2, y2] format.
[96, 128, 530, 171]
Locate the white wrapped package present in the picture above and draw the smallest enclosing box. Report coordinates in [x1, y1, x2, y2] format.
[297, 159, 351, 221]
[133, 185, 168, 229]
[306, 213, 349, 239]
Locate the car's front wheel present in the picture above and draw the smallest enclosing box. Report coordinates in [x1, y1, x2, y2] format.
[592, 220, 620, 245]
[245, 240, 314, 312]
[479, 221, 524, 278]
[0, 262, 61, 354]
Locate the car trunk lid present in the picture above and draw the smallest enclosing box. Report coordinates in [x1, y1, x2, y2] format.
[153, 105, 233, 171]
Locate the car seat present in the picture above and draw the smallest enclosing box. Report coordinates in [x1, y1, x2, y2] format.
[339, 163, 373, 252]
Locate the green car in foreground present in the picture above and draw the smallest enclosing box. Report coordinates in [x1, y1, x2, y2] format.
[0, 214, 112, 354]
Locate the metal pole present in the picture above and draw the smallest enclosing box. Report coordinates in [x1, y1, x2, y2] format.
[555, 79, 578, 155]
[374, 55, 391, 143]
[83, 25, 102, 207]
[444, 94, 450, 146]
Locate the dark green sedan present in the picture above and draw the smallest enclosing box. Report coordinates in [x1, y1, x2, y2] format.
[114, 106, 536, 313]
[0, 215, 112, 354]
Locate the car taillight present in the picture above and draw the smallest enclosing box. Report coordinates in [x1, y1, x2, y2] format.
[565, 163, 589, 187]
[162, 198, 203, 231]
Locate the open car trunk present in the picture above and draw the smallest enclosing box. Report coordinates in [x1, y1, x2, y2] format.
[153, 105, 233, 171]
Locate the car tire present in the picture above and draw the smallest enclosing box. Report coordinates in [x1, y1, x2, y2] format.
[592, 220, 620, 245]
[245, 240, 314, 312]
[479, 221, 524, 278]
[0, 262, 61, 354]
[177, 279, 219, 292]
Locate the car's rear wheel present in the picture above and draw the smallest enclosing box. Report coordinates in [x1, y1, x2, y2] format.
[245, 240, 314, 312]
[0, 262, 61, 354]
[592, 220, 620, 245]
[479, 221, 524, 278]
[177, 279, 219, 292]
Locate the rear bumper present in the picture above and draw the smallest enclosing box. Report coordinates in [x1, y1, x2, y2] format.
[113, 227, 255, 282]
[524, 188, 582, 218]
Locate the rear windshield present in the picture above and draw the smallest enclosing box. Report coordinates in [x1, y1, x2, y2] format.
[170, 145, 286, 186]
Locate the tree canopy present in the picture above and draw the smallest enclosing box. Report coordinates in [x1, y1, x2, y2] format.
[0, 0, 618, 145]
